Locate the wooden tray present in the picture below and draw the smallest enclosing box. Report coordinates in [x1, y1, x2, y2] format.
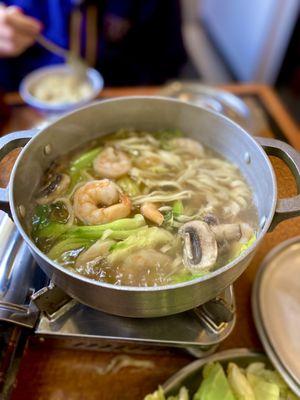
[0, 84, 299, 400]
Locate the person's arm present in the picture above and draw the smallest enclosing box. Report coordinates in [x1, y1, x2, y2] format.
[0, 4, 42, 57]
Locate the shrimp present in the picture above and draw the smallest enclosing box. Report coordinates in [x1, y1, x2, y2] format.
[73, 179, 131, 225]
[170, 138, 204, 157]
[134, 154, 161, 169]
[140, 202, 164, 225]
[116, 249, 172, 286]
[93, 147, 131, 179]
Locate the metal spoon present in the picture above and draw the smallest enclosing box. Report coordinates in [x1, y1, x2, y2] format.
[36, 34, 88, 80]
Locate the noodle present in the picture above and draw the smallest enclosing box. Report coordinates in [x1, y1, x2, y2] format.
[30, 129, 258, 287]
[132, 190, 194, 205]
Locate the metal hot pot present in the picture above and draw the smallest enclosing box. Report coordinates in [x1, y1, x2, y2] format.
[1, 97, 300, 317]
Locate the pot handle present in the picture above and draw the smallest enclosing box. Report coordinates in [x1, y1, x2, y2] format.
[256, 137, 300, 229]
[0, 130, 36, 213]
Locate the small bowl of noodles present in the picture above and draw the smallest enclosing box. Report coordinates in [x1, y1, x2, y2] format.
[19, 64, 104, 113]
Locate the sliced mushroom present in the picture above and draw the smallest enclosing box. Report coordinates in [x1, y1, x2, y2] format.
[203, 214, 219, 226]
[37, 173, 71, 205]
[210, 224, 242, 242]
[210, 223, 253, 243]
[179, 221, 218, 273]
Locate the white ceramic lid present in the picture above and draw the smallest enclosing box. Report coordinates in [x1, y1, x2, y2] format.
[252, 236, 300, 396]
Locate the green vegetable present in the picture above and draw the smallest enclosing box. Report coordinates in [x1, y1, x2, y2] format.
[171, 271, 206, 284]
[238, 234, 256, 254]
[44, 215, 147, 260]
[144, 387, 189, 400]
[152, 129, 183, 150]
[152, 129, 183, 142]
[95, 227, 148, 241]
[162, 210, 174, 226]
[117, 176, 140, 196]
[70, 147, 101, 170]
[287, 390, 299, 400]
[247, 373, 279, 400]
[227, 363, 255, 400]
[68, 147, 102, 190]
[108, 227, 173, 264]
[45, 215, 146, 260]
[37, 215, 146, 242]
[246, 363, 297, 399]
[32, 204, 69, 240]
[37, 222, 69, 239]
[144, 386, 166, 400]
[48, 238, 94, 260]
[68, 170, 83, 191]
[32, 204, 50, 232]
[246, 363, 285, 389]
[230, 234, 256, 262]
[177, 387, 189, 400]
[67, 214, 146, 240]
[38, 222, 144, 243]
[145, 361, 296, 400]
[172, 200, 184, 217]
[162, 201, 184, 230]
[193, 362, 236, 400]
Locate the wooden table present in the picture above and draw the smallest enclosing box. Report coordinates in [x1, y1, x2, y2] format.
[1, 84, 300, 400]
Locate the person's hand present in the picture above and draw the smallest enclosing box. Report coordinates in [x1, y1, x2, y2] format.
[0, 5, 42, 57]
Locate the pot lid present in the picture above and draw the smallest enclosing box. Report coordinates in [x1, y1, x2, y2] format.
[252, 236, 300, 396]
[158, 82, 256, 134]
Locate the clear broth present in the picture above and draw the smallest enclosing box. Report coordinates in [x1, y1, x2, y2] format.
[30, 130, 258, 287]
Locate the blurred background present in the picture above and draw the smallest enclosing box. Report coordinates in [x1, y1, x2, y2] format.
[180, 0, 300, 122]
[0, 0, 299, 122]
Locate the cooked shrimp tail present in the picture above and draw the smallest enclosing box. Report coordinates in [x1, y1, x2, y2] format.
[141, 202, 164, 225]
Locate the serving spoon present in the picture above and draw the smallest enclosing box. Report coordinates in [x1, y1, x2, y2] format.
[36, 34, 88, 80]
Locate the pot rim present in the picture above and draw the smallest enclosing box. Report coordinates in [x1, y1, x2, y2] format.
[9, 96, 277, 292]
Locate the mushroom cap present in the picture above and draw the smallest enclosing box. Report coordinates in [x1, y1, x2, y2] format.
[210, 224, 242, 242]
[37, 173, 70, 205]
[210, 223, 253, 243]
[179, 221, 218, 273]
[203, 214, 219, 226]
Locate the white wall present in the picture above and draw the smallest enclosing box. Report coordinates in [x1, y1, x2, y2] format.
[200, 0, 299, 83]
